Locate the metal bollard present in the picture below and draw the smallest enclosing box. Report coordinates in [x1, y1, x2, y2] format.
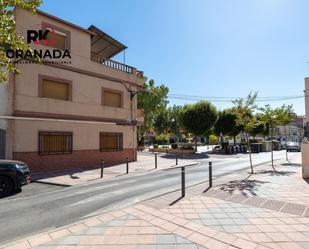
[100, 160, 104, 178]
[176, 154, 178, 165]
[126, 157, 129, 174]
[209, 161, 212, 188]
[181, 166, 185, 197]
[155, 153, 158, 169]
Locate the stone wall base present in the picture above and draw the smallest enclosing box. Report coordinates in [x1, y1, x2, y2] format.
[13, 149, 136, 173]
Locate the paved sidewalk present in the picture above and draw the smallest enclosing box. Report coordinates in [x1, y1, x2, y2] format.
[3, 153, 309, 249]
[32, 153, 196, 186]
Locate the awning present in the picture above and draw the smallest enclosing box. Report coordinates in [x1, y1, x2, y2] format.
[88, 25, 127, 59]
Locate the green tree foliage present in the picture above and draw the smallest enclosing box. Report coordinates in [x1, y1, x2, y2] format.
[232, 92, 258, 174]
[137, 78, 169, 132]
[275, 104, 295, 160]
[1, 0, 42, 82]
[258, 104, 282, 169]
[153, 105, 182, 136]
[179, 101, 217, 151]
[214, 109, 242, 144]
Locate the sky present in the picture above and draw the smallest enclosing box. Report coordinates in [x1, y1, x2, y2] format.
[39, 0, 309, 115]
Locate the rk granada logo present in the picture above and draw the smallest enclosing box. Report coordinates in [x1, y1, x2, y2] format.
[6, 23, 71, 63]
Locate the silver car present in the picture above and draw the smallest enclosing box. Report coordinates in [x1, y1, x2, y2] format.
[286, 141, 300, 152]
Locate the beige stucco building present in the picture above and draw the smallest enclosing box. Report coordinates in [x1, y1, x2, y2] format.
[0, 8, 144, 172]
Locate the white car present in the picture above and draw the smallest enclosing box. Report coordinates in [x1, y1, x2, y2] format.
[286, 141, 300, 152]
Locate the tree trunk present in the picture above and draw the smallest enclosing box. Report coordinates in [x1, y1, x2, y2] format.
[284, 125, 288, 161]
[247, 134, 254, 174]
[233, 135, 236, 145]
[271, 128, 275, 170]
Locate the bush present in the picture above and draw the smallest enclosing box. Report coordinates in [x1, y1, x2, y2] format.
[171, 143, 178, 149]
[209, 134, 218, 145]
[153, 144, 159, 149]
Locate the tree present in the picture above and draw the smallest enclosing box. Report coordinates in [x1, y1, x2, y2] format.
[137, 78, 169, 134]
[232, 92, 258, 174]
[179, 101, 217, 151]
[1, 0, 42, 82]
[275, 104, 296, 161]
[259, 104, 280, 170]
[247, 114, 268, 139]
[214, 109, 242, 144]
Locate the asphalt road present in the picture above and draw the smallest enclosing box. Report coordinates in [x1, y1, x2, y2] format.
[0, 150, 299, 244]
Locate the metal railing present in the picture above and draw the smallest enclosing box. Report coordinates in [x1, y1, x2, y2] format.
[91, 54, 143, 78]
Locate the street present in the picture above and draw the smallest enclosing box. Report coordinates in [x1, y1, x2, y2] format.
[0, 150, 300, 245]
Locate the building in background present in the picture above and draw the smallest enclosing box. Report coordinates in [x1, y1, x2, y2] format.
[0, 8, 144, 172]
[274, 115, 305, 142]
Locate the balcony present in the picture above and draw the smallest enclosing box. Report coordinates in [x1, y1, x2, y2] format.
[91, 54, 143, 79]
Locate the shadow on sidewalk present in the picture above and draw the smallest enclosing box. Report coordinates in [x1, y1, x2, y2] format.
[218, 179, 269, 196]
[160, 153, 209, 160]
[256, 169, 296, 176]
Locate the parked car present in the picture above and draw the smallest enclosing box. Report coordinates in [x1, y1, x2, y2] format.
[286, 141, 301, 152]
[0, 160, 31, 197]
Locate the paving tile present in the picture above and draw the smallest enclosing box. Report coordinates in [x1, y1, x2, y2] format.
[214, 231, 237, 244]
[281, 203, 307, 216]
[156, 234, 177, 244]
[176, 236, 193, 244]
[260, 200, 285, 211]
[298, 242, 309, 249]
[217, 219, 236, 225]
[135, 245, 157, 249]
[227, 194, 248, 203]
[266, 232, 291, 242]
[243, 197, 267, 207]
[176, 244, 199, 249]
[232, 238, 258, 249]
[277, 242, 304, 249]
[222, 225, 242, 233]
[28, 234, 52, 247]
[247, 233, 272, 243]
[48, 229, 71, 240]
[232, 218, 251, 225]
[3, 241, 31, 249]
[203, 238, 229, 249]
[202, 218, 221, 226]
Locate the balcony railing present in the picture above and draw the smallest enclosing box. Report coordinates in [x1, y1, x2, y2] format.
[91, 54, 143, 79]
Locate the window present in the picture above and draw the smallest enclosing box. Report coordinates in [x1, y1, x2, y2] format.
[102, 89, 122, 108]
[39, 132, 73, 155]
[39, 75, 72, 101]
[46, 30, 67, 50]
[42, 22, 71, 51]
[100, 133, 123, 151]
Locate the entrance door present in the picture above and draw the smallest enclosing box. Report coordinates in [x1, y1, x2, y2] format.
[0, 129, 6, 159]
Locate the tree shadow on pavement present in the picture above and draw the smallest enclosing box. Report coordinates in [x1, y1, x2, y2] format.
[281, 162, 301, 167]
[255, 169, 296, 176]
[218, 179, 269, 197]
[160, 153, 209, 160]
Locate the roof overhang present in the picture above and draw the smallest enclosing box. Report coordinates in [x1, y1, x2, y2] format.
[88, 25, 127, 59]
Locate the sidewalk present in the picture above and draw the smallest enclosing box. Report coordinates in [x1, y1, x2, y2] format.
[31, 152, 196, 186]
[3, 153, 309, 249]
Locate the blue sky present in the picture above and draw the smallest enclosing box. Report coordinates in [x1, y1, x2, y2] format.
[39, 0, 309, 114]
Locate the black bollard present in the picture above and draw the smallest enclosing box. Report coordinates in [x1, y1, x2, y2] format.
[209, 161, 212, 188]
[100, 160, 104, 178]
[155, 153, 158, 169]
[181, 166, 185, 197]
[176, 154, 178, 165]
[126, 157, 129, 174]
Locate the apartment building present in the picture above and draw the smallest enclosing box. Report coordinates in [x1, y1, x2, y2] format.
[0, 8, 144, 172]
